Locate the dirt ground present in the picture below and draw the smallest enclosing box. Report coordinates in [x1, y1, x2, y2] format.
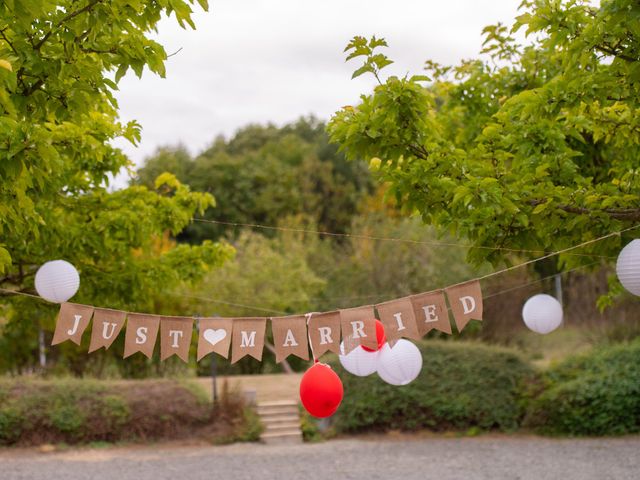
[196, 373, 303, 403]
[1, 435, 638, 480]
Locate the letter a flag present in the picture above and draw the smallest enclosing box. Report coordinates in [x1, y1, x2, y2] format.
[160, 316, 194, 362]
[231, 317, 267, 364]
[271, 315, 309, 363]
[307, 311, 341, 358]
[88, 308, 126, 353]
[123, 314, 160, 359]
[445, 280, 483, 332]
[339, 305, 377, 354]
[52, 303, 94, 346]
[375, 297, 420, 345]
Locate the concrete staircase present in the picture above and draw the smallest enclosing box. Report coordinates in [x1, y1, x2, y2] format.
[257, 400, 303, 445]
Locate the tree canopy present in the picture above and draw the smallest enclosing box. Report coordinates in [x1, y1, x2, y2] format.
[328, 0, 640, 272]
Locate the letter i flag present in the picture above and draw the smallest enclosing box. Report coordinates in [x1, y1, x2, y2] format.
[88, 308, 126, 353]
[231, 317, 267, 364]
[52, 303, 95, 346]
[375, 297, 420, 345]
[307, 311, 341, 358]
[445, 280, 483, 332]
[123, 313, 160, 359]
[339, 305, 377, 354]
[270, 315, 309, 363]
[160, 316, 194, 362]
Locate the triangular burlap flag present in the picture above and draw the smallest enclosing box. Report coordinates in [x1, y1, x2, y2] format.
[123, 313, 160, 359]
[410, 290, 452, 335]
[197, 317, 233, 361]
[231, 317, 267, 364]
[52, 303, 94, 346]
[376, 297, 420, 345]
[270, 315, 309, 363]
[88, 308, 126, 353]
[307, 311, 341, 358]
[445, 280, 483, 332]
[339, 305, 377, 354]
[160, 316, 194, 362]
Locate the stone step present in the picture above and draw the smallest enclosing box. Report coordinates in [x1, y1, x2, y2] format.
[261, 414, 300, 425]
[263, 421, 301, 433]
[261, 430, 303, 445]
[257, 404, 300, 416]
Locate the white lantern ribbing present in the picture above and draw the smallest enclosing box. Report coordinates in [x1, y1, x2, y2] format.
[522, 294, 563, 334]
[376, 339, 422, 386]
[34, 260, 80, 303]
[616, 239, 640, 296]
[338, 342, 379, 377]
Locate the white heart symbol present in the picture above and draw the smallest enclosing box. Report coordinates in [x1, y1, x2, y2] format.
[203, 328, 227, 346]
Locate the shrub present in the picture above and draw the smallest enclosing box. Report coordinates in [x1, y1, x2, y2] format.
[0, 378, 254, 446]
[330, 340, 535, 433]
[524, 339, 640, 436]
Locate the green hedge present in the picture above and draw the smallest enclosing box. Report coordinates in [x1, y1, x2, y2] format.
[524, 339, 640, 436]
[330, 341, 535, 433]
[0, 378, 253, 446]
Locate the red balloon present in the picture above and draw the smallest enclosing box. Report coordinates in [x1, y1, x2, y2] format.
[299, 363, 344, 418]
[362, 319, 386, 352]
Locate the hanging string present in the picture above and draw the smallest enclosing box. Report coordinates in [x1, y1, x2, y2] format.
[190, 217, 615, 259]
[305, 312, 319, 363]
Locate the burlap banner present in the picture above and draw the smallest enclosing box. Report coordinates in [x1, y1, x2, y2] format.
[376, 296, 420, 345]
[271, 315, 309, 363]
[160, 316, 194, 362]
[197, 317, 233, 361]
[52, 303, 94, 346]
[340, 305, 377, 354]
[231, 317, 267, 364]
[307, 311, 341, 358]
[88, 308, 126, 353]
[50, 279, 484, 362]
[410, 290, 452, 335]
[445, 280, 483, 332]
[123, 313, 160, 359]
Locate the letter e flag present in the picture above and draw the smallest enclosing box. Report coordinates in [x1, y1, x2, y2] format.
[445, 280, 483, 332]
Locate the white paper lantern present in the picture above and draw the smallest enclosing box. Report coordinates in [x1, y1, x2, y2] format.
[34, 260, 80, 303]
[338, 341, 379, 376]
[376, 339, 422, 386]
[616, 239, 640, 296]
[522, 294, 563, 334]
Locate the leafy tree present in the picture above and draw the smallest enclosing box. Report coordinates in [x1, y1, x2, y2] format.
[328, 0, 640, 275]
[136, 117, 374, 241]
[0, 1, 235, 374]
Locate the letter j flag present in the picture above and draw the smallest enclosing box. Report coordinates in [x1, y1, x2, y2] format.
[445, 280, 483, 332]
[52, 303, 95, 346]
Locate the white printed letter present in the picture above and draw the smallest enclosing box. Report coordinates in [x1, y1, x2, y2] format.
[101, 322, 117, 340]
[169, 330, 183, 348]
[240, 330, 256, 348]
[318, 327, 333, 345]
[282, 329, 298, 347]
[135, 327, 148, 345]
[351, 321, 366, 339]
[67, 315, 82, 336]
[460, 296, 476, 315]
[422, 305, 438, 323]
[393, 312, 406, 331]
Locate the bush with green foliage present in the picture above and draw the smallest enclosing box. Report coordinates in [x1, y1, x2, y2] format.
[524, 339, 640, 436]
[0, 378, 253, 446]
[330, 341, 535, 433]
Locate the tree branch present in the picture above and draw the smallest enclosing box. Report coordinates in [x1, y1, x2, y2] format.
[34, 0, 103, 50]
[530, 199, 640, 221]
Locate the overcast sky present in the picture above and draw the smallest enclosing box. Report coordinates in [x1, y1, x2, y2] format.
[112, 0, 524, 179]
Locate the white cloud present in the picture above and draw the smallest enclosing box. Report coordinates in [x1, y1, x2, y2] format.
[112, 0, 523, 184]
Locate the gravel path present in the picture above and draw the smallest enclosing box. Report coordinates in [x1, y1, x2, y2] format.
[1, 436, 639, 480]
